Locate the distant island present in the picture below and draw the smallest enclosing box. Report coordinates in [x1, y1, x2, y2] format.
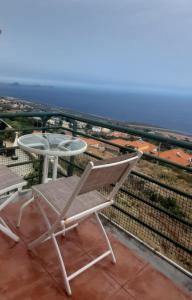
[0, 81, 54, 89]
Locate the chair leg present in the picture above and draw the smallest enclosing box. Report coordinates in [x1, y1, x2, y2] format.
[94, 212, 116, 264]
[51, 233, 72, 296]
[17, 196, 34, 228]
[60, 220, 66, 237]
[0, 219, 20, 242]
[28, 199, 72, 296]
[0, 191, 20, 242]
[27, 202, 116, 296]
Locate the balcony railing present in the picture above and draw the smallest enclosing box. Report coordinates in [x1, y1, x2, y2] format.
[0, 111, 191, 273]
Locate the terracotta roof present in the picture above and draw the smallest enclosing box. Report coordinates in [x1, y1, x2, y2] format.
[159, 148, 192, 167]
[126, 141, 157, 153]
[82, 138, 101, 146]
[112, 139, 130, 147]
[112, 139, 157, 153]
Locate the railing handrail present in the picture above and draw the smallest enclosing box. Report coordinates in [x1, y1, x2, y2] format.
[1, 111, 192, 150]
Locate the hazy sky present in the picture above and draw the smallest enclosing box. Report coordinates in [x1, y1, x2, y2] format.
[0, 0, 192, 91]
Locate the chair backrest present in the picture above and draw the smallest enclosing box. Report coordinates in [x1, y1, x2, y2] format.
[59, 151, 142, 219]
[78, 152, 141, 196]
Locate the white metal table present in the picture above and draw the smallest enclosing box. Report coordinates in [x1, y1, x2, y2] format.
[16, 133, 87, 227]
[18, 133, 87, 183]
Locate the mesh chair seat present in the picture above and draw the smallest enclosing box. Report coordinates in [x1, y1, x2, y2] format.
[0, 165, 25, 195]
[33, 175, 107, 218]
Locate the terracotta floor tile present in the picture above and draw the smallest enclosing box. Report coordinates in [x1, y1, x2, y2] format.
[124, 264, 191, 300]
[50, 248, 120, 299]
[1, 276, 67, 300]
[43, 246, 118, 296]
[50, 252, 94, 284]
[67, 265, 120, 300]
[88, 239, 146, 286]
[4, 199, 114, 254]
[3, 199, 56, 242]
[105, 288, 135, 300]
[63, 217, 109, 253]
[35, 237, 87, 272]
[2, 198, 29, 223]
[1, 201, 191, 300]
[0, 243, 52, 296]
[0, 230, 18, 255]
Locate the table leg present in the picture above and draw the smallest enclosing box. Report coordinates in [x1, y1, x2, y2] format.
[43, 155, 49, 183]
[52, 156, 58, 181]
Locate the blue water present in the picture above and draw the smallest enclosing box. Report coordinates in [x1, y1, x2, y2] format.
[0, 83, 192, 134]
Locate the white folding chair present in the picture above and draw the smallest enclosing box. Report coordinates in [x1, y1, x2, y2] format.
[0, 164, 27, 242]
[26, 151, 142, 295]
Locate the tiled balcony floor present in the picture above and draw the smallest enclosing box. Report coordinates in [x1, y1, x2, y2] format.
[0, 199, 191, 300]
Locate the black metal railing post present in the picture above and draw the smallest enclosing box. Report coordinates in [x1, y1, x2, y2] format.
[38, 116, 50, 183]
[67, 119, 77, 177]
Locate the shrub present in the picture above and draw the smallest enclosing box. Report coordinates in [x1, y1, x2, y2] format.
[160, 197, 184, 217]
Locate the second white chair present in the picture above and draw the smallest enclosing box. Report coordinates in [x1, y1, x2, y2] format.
[22, 152, 142, 296]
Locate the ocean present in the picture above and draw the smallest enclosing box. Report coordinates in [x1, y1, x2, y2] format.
[0, 83, 192, 135]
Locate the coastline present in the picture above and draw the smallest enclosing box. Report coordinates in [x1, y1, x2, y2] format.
[1, 95, 192, 142]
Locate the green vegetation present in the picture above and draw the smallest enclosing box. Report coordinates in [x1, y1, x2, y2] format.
[0, 129, 15, 143]
[85, 123, 92, 131]
[4, 117, 44, 133]
[138, 159, 192, 193]
[24, 159, 42, 187]
[145, 189, 184, 217]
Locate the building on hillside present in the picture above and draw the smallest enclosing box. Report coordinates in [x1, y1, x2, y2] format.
[82, 138, 105, 152]
[109, 131, 128, 138]
[47, 117, 61, 126]
[101, 128, 111, 134]
[47, 119, 55, 125]
[32, 130, 40, 134]
[158, 148, 192, 167]
[77, 121, 86, 129]
[111, 139, 157, 154]
[62, 120, 70, 128]
[92, 126, 102, 133]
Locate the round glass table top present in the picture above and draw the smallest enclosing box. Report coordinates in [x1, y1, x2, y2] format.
[18, 133, 87, 156]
